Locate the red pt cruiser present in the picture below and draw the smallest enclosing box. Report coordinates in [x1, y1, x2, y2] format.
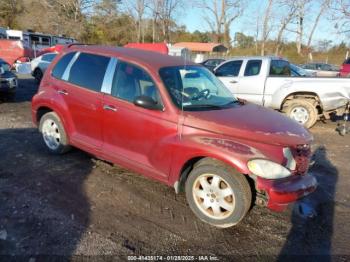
[32, 45, 317, 228]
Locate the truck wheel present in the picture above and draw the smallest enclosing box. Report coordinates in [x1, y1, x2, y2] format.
[284, 99, 318, 128]
[39, 112, 71, 154]
[185, 158, 252, 228]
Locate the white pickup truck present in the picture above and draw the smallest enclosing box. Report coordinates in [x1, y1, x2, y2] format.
[214, 56, 350, 128]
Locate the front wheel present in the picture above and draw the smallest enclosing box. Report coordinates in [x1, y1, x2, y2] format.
[185, 159, 252, 228]
[39, 112, 71, 154]
[283, 99, 318, 128]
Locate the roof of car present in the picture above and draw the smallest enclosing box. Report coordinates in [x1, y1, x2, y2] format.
[223, 56, 287, 62]
[65, 45, 196, 70]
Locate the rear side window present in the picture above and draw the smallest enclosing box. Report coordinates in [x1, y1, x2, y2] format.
[215, 60, 242, 77]
[52, 52, 76, 79]
[244, 60, 262, 76]
[68, 53, 110, 92]
[269, 60, 291, 76]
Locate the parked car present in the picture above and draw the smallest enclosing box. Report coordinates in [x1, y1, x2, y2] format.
[301, 62, 340, 77]
[340, 58, 350, 77]
[200, 58, 225, 71]
[31, 52, 57, 83]
[32, 45, 317, 228]
[214, 56, 350, 128]
[0, 58, 18, 99]
[290, 63, 316, 77]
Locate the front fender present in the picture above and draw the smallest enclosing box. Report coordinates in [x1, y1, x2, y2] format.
[168, 134, 282, 187]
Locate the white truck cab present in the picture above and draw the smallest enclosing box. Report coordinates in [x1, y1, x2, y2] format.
[214, 56, 350, 128]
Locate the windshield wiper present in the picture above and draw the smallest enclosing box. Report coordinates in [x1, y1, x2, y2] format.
[222, 100, 241, 107]
[183, 104, 224, 110]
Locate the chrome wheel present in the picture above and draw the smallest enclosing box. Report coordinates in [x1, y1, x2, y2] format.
[42, 118, 61, 150]
[290, 106, 309, 124]
[192, 173, 235, 220]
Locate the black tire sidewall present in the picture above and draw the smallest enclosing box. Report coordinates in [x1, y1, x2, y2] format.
[34, 68, 43, 83]
[185, 164, 251, 227]
[39, 112, 70, 154]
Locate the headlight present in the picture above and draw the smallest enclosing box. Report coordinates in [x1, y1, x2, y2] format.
[247, 159, 291, 179]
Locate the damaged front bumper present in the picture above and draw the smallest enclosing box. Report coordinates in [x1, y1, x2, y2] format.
[256, 174, 317, 211]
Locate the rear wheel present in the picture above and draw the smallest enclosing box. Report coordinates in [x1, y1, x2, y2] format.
[283, 99, 318, 128]
[185, 158, 252, 228]
[34, 68, 43, 83]
[39, 112, 71, 154]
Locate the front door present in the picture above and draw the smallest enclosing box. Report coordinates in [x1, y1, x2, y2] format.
[102, 60, 177, 179]
[236, 59, 265, 105]
[215, 60, 243, 97]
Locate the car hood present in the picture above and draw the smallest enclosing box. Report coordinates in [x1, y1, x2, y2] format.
[183, 103, 313, 146]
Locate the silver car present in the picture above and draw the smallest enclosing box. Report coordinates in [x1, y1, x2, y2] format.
[31, 52, 57, 83]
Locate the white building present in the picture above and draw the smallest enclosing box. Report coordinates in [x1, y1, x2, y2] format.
[4, 29, 75, 50]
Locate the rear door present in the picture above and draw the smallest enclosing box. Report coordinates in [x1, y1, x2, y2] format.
[54, 52, 110, 150]
[101, 60, 177, 179]
[215, 60, 243, 95]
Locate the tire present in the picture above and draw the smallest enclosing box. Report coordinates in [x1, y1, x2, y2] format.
[283, 99, 318, 128]
[34, 68, 43, 83]
[39, 112, 71, 154]
[6, 91, 16, 102]
[185, 158, 252, 228]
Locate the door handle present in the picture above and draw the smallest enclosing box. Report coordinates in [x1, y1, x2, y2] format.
[230, 80, 238, 84]
[103, 105, 117, 112]
[57, 90, 68, 95]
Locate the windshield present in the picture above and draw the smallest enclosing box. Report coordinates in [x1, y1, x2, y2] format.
[0, 61, 10, 73]
[159, 66, 238, 111]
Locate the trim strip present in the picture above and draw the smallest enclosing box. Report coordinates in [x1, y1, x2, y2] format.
[101, 57, 118, 94]
[62, 52, 80, 81]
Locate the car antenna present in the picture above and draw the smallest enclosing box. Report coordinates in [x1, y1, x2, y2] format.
[179, 50, 188, 140]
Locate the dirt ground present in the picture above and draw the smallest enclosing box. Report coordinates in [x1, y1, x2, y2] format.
[0, 74, 349, 261]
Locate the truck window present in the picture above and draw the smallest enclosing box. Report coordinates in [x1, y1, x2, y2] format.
[244, 60, 262, 76]
[215, 60, 242, 77]
[269, 60, 291, 76]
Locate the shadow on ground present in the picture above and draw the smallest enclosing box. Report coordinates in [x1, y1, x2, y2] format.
[278, 146, 338, 261]
[0, 128, 92, 257]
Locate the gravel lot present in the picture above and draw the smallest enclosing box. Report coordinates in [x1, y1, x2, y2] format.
[0, 74, 349, 260]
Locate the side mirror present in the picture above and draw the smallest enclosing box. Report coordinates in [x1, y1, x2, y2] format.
[134, 95, 162, 110]
[0, 67, 4, 74]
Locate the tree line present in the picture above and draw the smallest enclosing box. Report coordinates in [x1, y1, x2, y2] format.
[0, 0, 349, 57]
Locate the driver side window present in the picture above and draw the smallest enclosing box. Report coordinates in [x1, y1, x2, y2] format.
[111, 61, 162, 106]
[215, 61, 242, 77]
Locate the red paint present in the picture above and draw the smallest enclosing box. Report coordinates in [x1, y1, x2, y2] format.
[32, 45, 316, 212]
[124, 42, 169, 55]
[340, 61, 350, 77]
[257, 175, 317, 211]
[37, 45, 65, 56]
[0, 40, 34, 65]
